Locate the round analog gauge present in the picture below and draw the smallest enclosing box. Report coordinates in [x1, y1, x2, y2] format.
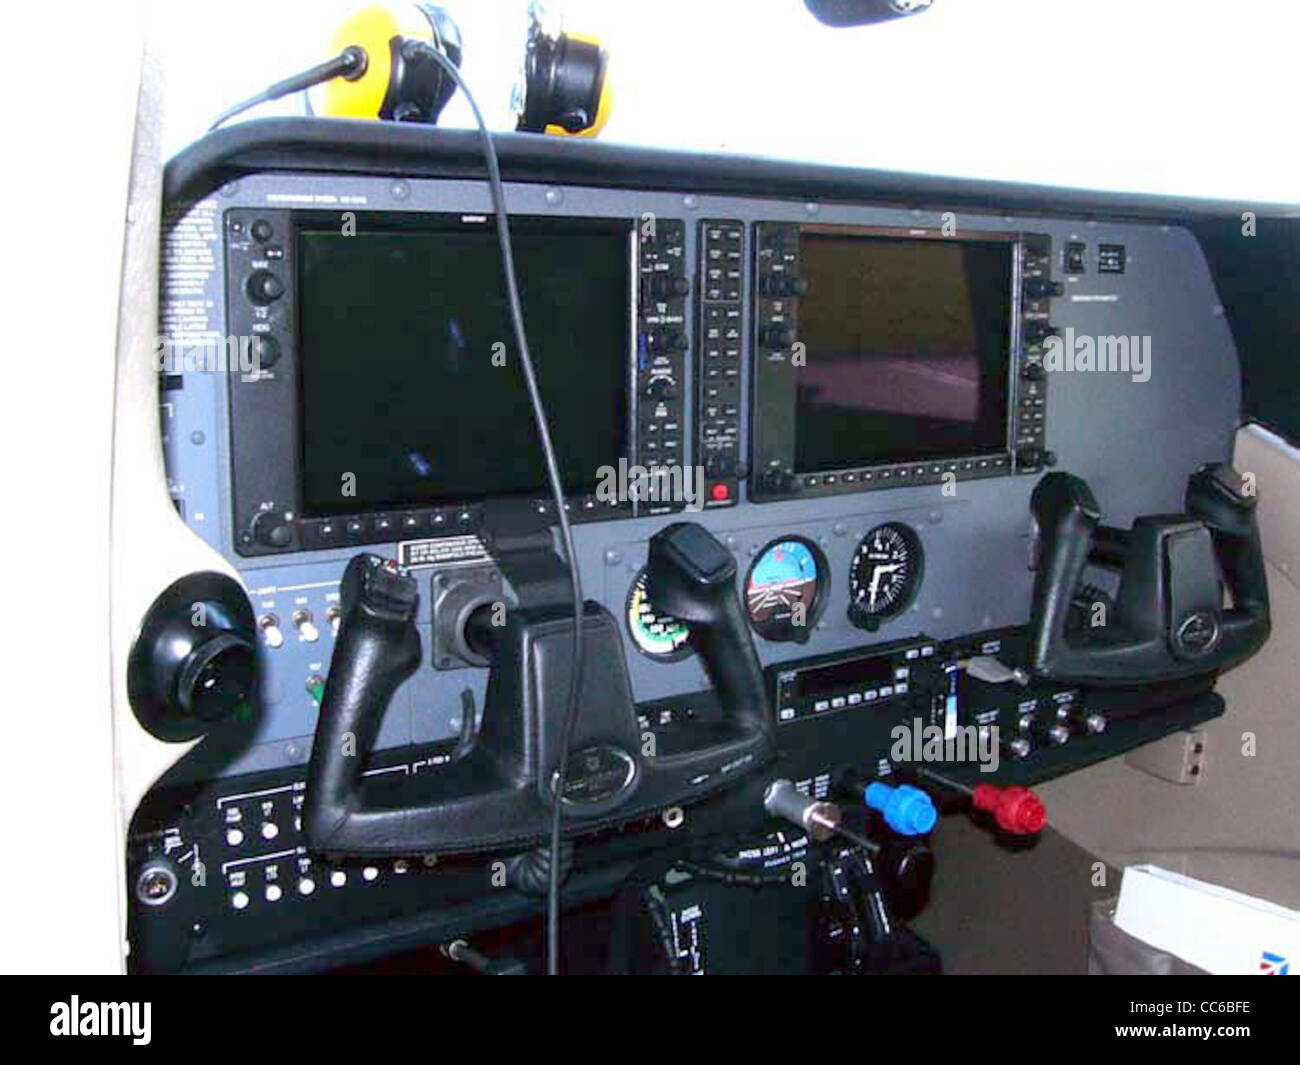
[848, 522, 924, 629]
[626, 567, 693, 660]
[745, 537, 828, 642]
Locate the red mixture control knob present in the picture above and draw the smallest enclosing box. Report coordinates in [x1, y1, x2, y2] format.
[971, 783, 1047, 836]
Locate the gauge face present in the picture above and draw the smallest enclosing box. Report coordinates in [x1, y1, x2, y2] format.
[745, 537, 828, 642]
[626, 567, 693, 660]
[848, 523, 923, 628]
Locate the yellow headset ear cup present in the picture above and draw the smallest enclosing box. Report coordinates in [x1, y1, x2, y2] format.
[316, 4, 431, 119]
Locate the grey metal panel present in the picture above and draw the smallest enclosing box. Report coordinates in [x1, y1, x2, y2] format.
[158, 173, 1240, 779]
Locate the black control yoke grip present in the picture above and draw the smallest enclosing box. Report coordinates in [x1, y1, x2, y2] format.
[1029, 467, 1270, 684]
[303, 554, 420, 850]
[1186, 462, 1271, 656]
[646, 522, 770, 733]
[1186, 463, 1268, 609]
[1028, 472, 1102, 674]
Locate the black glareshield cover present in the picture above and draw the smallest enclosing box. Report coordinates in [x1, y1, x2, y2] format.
[1028, 465, 1270, 685]
[304, 534, 773, 859]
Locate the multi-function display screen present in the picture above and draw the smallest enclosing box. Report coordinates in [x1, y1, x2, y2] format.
[794, 233, 1014, 472]
[296, 215, 631, 516]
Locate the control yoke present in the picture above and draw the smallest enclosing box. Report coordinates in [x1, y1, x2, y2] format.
[645, 521, 770, 741]
[304, 524, 773, 858]
[1028, 463, 1270, 685]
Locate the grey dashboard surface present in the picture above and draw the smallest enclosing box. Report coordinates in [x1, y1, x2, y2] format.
[158, 171, 1240, 779]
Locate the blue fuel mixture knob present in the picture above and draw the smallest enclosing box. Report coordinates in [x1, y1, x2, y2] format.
[864, 782, 938, 837]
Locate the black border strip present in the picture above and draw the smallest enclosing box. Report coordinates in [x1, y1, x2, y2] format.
[164, 117, 1298, 225]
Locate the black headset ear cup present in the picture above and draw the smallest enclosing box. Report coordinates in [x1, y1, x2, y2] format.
[378, 5, 463, 124]
[379, 37, 456, 123]
[518, 32, 607, 133]
[416, 3, 463, 115]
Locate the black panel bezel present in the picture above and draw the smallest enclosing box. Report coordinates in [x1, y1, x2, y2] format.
[748, 222, 1053, 502]
[225, 208, 668, 556]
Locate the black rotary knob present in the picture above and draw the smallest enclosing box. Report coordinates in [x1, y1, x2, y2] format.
[761, 469, 798, 495]
[246, 270, 285, 305]
[1016, 445, 1058, 469]
[1025, 321, 1059, 345]
[761, 324, 796, 348]
[646, 376, 678, 401]
[1024, 277, 1064, 300]
[253, 335, 281, 369]
[251, 510, 294, 549]
[650, 274, 691, 300]
[761, 274, 808, 297]
[653, 328, 688, 353]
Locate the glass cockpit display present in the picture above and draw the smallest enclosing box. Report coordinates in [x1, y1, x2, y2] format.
[795, 232, 1014, 472]
[296, 214, 631, 515]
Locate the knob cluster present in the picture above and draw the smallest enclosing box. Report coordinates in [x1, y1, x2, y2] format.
[649, 274, 691, 300]
[760, 274, 807, 297]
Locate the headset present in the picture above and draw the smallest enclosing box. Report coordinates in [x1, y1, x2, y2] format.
[211, 3, 609, 136]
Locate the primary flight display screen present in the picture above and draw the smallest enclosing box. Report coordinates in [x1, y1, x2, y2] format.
[794, 232, 1014, 472]
[296, 214, 631, 516]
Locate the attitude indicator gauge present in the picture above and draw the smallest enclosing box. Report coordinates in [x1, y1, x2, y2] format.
[745, 537, 828, 642]
[848, 522, 923, 630]
[626, 567, 693, 660]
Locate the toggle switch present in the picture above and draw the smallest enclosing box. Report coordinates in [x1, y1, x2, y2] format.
[1079, 712, 1107, 735]
[292, 609, 320, 643]
[258, 613, 284, 649]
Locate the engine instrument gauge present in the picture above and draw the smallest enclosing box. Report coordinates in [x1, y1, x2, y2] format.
[626, 567, 693, 660]
[745, 537, 828, 642]
[848, 522, 923, 629]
